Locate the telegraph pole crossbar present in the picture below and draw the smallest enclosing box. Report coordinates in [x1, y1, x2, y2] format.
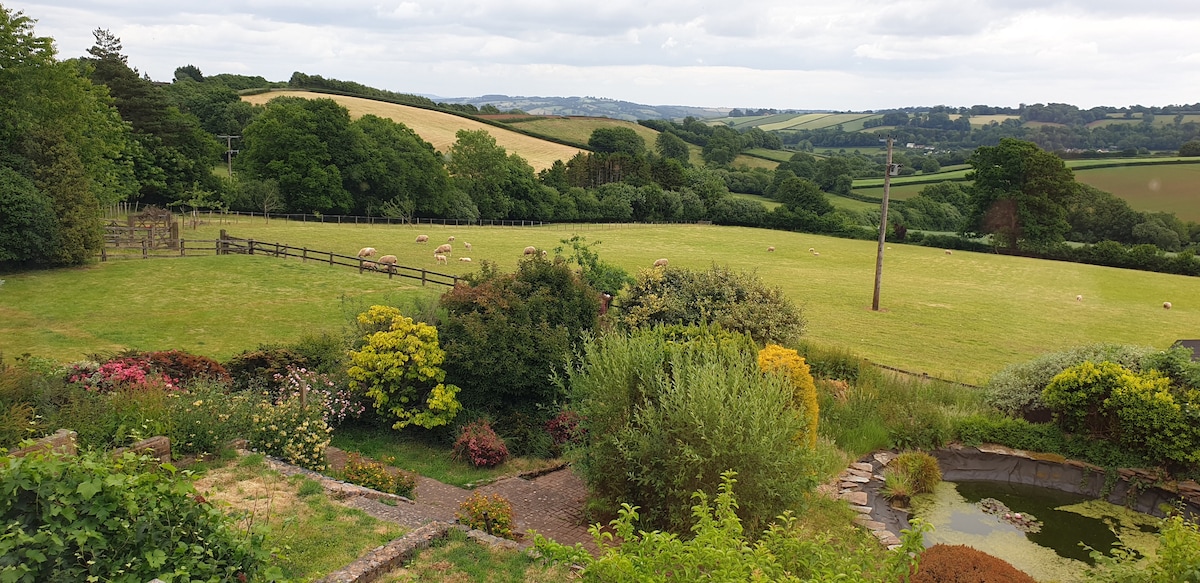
[217, 135, 240, 178]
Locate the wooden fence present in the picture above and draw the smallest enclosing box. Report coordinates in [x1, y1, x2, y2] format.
[99, 231, 459, 288]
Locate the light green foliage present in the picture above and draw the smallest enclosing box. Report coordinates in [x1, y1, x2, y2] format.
[881, 451, 942, 500]
[566, 327, 817, 534]
[1043, 361, 1200, 467]
[555, 234, 632, 295]
[0, 451, 274, 582]
[533, 472, 926, 582]
[250, 393, 331, 471]
[619, 264, 804, 345]
[984, 344, 1157, 416]
[1088, 514, 1200, 582]
[347, 306, 462, 430]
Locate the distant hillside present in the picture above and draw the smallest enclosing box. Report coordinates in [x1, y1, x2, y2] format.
[436, 94, 728, 122]
[242, 90, 583, 171]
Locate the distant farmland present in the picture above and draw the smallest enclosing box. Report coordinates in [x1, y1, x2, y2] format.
[1075, 164, 1200, 221]
[242, 90, 583, 171]
[503, 116, 658, 148]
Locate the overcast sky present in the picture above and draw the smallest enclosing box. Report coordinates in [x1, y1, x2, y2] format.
[9, 0, 1200, 111]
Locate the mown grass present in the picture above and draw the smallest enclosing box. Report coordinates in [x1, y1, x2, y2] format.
[1074, 163, 1200, 221]
[377, 527, 573, 583]
[5, 219, 1198, 383]
[192, 452, 406, 581]
[330, 425, 563, 488]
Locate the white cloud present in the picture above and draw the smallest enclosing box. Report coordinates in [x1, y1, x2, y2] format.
[8, 0, 1200, 109]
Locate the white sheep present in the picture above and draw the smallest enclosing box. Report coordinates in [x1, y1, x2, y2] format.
[812, 252, 820, 257]
[464, 242, 472, 250]
[434, 254, 447, 264]
[767, 246, 775, 252]
[356, 247, 377, 259]
[1076, 295, 1083, 302]
[377, 255, 398, 271]
[808, 247, 815, 253]
[415, 235, 429, 243]
[448, 236, 455, 242]
[541, 250, 547, 257]
[459, 257, 472, 262]
[945, 249, 953, 255]
[523, 246, 538, 256]
[653, 258, 669, 267]
[1164, 301, 1172, 310]
[434, 243, 452, 255]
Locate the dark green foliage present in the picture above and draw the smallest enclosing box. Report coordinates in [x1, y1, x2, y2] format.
[955, 415, 1155, 469]
[566, 328, 817, 534]
[348, 114, 453, 217]
[0, 166, 58, 265]
[440, 257, 599, 442]
[618, 264, 804, 345]
[555, 235, 632, 295]
[223, 347, 309, 392]
[966, 138, 1076, 250]
[1179, 139, 1200, 156]
[0, 451, 272, 583]
[588, 127, 645, 156]
[141, 349, 230, 385]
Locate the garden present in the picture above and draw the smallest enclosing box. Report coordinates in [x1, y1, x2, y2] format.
[4, 238, 1200, 582]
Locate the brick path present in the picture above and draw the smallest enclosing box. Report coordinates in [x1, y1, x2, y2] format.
[326, 447, 598, 553]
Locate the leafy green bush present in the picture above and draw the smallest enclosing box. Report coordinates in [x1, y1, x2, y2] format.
[250, 394, 331, 471]
[0, 450, 274, 583]
[566, 327, 817, 534]
[440, 257, 599, 441]
[617, 264, 804, 345]
[167, 382, 258, 455]
[790, 340, 874, 384]
[223, 347, 309, 392]
[983, 344, 1157, 418]
[533, 472, 926, 582]
[954, 415, 1154, 469]
[456, 492, 515, 539]
[339, 452, 416, 498]
[347, 306, 462, 430]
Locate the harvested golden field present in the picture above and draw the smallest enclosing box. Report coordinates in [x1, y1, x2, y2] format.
[242, 90, 583, 171]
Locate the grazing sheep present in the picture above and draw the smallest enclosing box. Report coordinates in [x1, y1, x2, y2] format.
[541, 250, 547, 257]
[356, 247, 377, 259]
[434, 254, 447, 264]
[377, 255, 398, 271]
[464, 242, 472, 250]
[812, 252, 820, 257]
[1164, 301, 1172, 310]
[945, 249, 953, 255]
[808, 247, 815, 253]
[1076, 295, 1083, 302]
[415, 235, 429, 243]
[434, 243, 452, 255]
[767, 246, 775, 252]
[523, 246, 537, 255]
[448, 236, 455, 242]
[459, 257, 472, 262]
[653, 258, 669, 267]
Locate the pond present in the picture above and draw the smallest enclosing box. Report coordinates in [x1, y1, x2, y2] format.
[910, 480, 1159, 582]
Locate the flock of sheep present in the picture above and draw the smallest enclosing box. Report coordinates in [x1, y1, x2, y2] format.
[353, 239, 1176, 310]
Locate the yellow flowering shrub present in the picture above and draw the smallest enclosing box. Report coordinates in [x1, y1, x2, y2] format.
[250, 394, 331, 471]
[758, 344, 819, 447]
[347, 306, 462, 430]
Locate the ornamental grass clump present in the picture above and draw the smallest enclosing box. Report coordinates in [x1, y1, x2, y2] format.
[881, 451, 942, 501]
[456, 492, 515, 539]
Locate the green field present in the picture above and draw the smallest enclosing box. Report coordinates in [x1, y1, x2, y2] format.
[730, 192, 781, 210]
[851, 183, 927, 202]
[1075, 163, 1200, 221]
[4, 219, 1197, 384]
[503, 116, 659, 148]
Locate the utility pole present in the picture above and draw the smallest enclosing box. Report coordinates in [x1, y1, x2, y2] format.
[217, 135, 240, 178]
[872, 136, 897, 311]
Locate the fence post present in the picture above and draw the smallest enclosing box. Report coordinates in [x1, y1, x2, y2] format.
[274, 242, 280, 257]
[101, 247, 107, 262]
[329, 251, 334, 266]
[180, 239, 186, 257]
[249, 240, 255, 255]
[141, 239, 148, 259]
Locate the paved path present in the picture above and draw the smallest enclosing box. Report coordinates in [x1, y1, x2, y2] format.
[326, 447, 597, 552]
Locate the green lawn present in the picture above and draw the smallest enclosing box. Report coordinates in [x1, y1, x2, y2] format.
[1074, 163, 1200, 222]
[4, 217, 1194, 383]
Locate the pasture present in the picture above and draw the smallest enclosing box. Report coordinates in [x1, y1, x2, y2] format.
[5, 220, 1196, 384]
[241, 90, 582, 171]
[502, 116, 658, 148]
[1074, 163, 1200, 222]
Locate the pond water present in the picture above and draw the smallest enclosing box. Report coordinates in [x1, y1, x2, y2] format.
[910, 480, 1159, 582]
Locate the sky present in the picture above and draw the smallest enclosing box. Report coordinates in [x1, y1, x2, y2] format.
[9, 0, 1200, 111]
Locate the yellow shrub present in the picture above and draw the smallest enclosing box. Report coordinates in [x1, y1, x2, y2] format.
[758, 344, 819, 447]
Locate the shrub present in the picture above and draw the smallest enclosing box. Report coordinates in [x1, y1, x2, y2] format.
[339, 452, 416, 498]
[141, 350, 230, 385]
[533, 472, 926, 582]
[456, 492, 515, 539]
[1088, 513, 1200, 582]
[0, 450, 273, 583]
[65, 357, 176, 393]
[272, 365, 364, 427]
[452, 419, 510, 468]
[440, 257, 599, 431]
[566, 326, 817, 534]
[910, 544, 1036, 583]
[791, 339, 874, 383]
[983, 344, 1157, 419]
[167, 382, 258, 455]
[347, 306, 461, 430]
[881, 451, 942, 501]
[545, 409, 583, 455]
[758, 344, 819, 447]
[223, 347, 309, 392]
[250, 394, 332, 471]
[618, 264, 804, 345]
[954, 414, 1154, 469]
